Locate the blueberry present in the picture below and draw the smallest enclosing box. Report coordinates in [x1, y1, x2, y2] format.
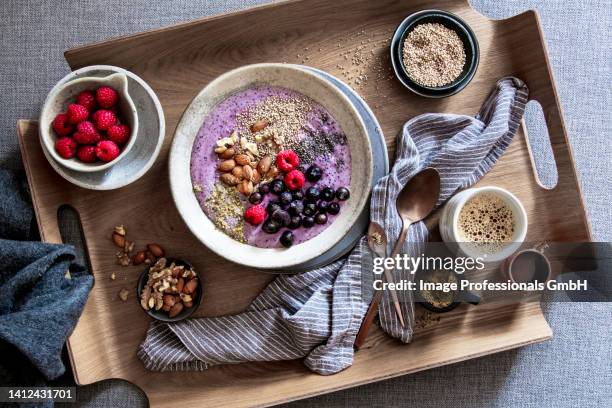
[305, 165, 322, 182]
[292, 190, 304, 201]
[279, 191, 293, 205]
[317, 201, 329, 213]
[336, 187, 350, 201]
[288, 200, 304, 216]
[320, 187, 335, 202]
[303, 202, 317, 216]
[288, 216, 302, 229]
[262, 219, 280, 234]
[302, 216, 315, 228]
[270, 179, 285, 195]
[305, 187, 320, 201]
[258, 183, 270, 195]
[266, 201, 282, 215]
[271, 209, 291, 227]
[315, 213, 328, 225]
[327, 202, 340, 215]
[248, 192, 263, 205]
[279, 231, 294, 248]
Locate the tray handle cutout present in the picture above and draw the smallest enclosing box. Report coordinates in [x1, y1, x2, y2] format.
[57, 204, 93, 275]
[523, 100, 558, 189]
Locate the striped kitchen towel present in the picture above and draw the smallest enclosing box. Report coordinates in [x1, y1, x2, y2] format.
[138, 77, 528, 374]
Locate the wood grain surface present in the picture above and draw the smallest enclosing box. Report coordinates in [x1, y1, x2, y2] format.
[18, 0, 591, 406]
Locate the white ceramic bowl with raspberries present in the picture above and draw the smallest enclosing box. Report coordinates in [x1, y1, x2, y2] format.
[40, 72, 139, 172]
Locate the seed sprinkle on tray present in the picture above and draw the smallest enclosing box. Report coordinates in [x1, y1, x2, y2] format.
[402, 23, 466, 87]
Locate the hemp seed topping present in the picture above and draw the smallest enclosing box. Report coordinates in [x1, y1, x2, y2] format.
[205, 183, 246, 243]
[402, 23, 466, 87]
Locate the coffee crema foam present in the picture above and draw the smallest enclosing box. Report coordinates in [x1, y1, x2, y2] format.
[458, 193, 515, 252]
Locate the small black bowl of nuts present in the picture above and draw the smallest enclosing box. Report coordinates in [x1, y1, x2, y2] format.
[137, 257, 202, 322]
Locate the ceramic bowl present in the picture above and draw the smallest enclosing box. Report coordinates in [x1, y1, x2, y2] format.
[40, 72, 139, 172]
[170, 63, 373, 270]
[390, 9, 479, 98]
[39, 65, 165, 190]
[136, 258, 202, 322]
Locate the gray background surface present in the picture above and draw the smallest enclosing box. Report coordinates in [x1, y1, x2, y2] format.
[1, 0, 610, 407]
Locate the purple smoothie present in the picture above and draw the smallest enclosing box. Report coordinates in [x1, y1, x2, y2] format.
[190, 86, 351, 248]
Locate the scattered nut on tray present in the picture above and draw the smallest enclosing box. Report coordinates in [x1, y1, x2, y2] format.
[140, 258, 198, 318]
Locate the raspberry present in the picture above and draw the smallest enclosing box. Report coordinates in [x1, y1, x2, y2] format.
[73, 121, 101, 144]
[95, 140, 121, 162]
[96, 86, 118, 108]
[244, 205, 266, 225]
[284, 170, 305, 190]
[76, 145, 98, 163]
[55, 137, 77, 159]
[66, 103, 89, 124]
[76, 90, 96, 111]
[107, 124, 130, 145]
[276, 150, 300, 172]
[51, 113, 74, 136]
[92, 109, 117, 131]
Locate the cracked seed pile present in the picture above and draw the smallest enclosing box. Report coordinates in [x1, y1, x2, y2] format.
[402, 23, 466, 87]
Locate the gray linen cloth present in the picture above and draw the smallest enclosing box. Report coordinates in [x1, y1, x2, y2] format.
[138, 77, 528, 374]
[0, 170, 94, 383]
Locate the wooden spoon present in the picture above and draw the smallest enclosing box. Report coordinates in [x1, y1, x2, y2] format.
[355, 168, 441, 349]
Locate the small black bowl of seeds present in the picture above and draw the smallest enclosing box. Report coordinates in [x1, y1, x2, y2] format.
[390, 9, 479, 98]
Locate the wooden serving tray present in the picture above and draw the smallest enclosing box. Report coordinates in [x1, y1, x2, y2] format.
[19, 0, 591, 406]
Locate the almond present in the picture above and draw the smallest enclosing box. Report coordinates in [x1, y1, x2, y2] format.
[218, 159, 236, 172]
[252, 169, 261, 184]
[177, 278, 185, 293]
[163, 294, 176, 307]
[232, 166, 244, 179]
[257, 155, 272, 174]
[112, 232, 126, 248]
[243, 165, 253, 181]
[133, 250, 146, 265]
[220, 148, 235, 159]
[162, 304, 172, 312]
[147, 243, 165, 258]
[220, 173, 240, 186]
[183, 278, 198, 294]
[266, 166, 279, 179]
[238, 180, 254, 196]
[146, 251, 157, 263]
[234, 154, 250, 166]
[168, 302, 184, 318]
[250, 119, 269, 133]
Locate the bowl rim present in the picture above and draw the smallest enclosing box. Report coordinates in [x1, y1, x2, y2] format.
[169, 63, 374, 270]
[37, 65, 165, 190]
[39, 72, 139, 172]
[136, 257, 203, 322]
[390, 9, 480, 98]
